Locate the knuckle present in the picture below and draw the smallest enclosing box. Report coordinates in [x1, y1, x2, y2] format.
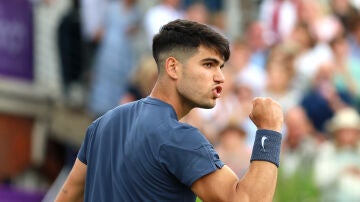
[252, 97, 260, 102]
[254, 97, 266, 104]
[266, 97, 274, 103]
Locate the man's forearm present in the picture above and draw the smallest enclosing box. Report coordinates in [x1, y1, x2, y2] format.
[235, 129, 281, 202]
[55, 159, 86, 202]
[236, 161, 278, 202]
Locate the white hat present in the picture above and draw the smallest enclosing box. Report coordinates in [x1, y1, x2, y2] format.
[327, 107, 360, 133]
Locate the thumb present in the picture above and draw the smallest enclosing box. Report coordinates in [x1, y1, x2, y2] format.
[249, 112, 258, 128]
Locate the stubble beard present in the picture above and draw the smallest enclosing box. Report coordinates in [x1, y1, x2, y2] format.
[179, 92, 217, 110]
[194, 95, 217, 109]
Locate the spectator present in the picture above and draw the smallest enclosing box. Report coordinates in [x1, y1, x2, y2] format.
[301, 62, 352, 134]
[289, 22, 333, 89]
[259, 0, 298, 45]
[244, 21, 269, 69]
[80, 0, 108, 43]
[215, 125, 251, 177]
[314, 107, 360, 202]
[330, 34, 360, 102]
[209, 10, 227, 35]
[298, 0, 342, 43]
[261, 44, 300, 113]
[184, 1, 209, 24]
[329, 0, 358, 33]
[184, 1, 225, 37]
[80, 0, 110, 84]
[119, 55, 158, 104]
[57, 0, 84, 107]
[87, 0, 141, 117]
[143, 0, 183, 46]
[230, 38, 266, 97]
[281, 106, 319, 177]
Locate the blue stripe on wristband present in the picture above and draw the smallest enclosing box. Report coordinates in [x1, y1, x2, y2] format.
[250, 129, 282, 167]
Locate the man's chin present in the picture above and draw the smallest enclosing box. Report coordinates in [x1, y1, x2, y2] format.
[199, 100, 217, 109]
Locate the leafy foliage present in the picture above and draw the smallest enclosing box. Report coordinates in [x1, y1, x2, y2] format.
[274, 168, 320, 202]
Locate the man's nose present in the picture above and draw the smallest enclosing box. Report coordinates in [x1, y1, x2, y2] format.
[214, 68, 225, 83]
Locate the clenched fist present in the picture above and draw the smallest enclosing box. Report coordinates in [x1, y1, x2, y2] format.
[249, 97, 284, 133]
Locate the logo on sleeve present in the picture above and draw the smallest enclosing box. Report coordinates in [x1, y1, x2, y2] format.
[261, 136, 268, 151]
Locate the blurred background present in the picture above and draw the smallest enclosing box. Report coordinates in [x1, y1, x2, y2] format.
[0, 0, 360, 201]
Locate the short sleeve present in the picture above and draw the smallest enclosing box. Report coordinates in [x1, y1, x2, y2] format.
[77, 121, 98, 164]
[159, 128, 224, 187]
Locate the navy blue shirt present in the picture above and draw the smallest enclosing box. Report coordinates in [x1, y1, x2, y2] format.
[78, 97, 224, 201]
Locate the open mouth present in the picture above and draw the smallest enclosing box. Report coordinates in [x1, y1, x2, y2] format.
[216, 86, 222, 94]
[213, 86, 222, 98]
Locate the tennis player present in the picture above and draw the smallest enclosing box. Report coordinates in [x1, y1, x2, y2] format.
[55, 19, 283, 202]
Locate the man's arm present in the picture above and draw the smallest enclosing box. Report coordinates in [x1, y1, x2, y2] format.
[192, 161, 277, 202]
[192, 97, 283, 202]
[55, 158, 87, 202]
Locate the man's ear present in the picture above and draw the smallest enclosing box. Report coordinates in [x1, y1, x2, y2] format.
[164, 57, 180, 79]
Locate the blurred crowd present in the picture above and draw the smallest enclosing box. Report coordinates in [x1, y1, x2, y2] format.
[3, 0, 360, 201]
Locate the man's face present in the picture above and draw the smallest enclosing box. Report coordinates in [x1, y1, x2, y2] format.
[176, 46, 225, 109]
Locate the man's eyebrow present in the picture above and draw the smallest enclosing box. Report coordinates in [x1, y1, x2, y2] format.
[200, 58, 225, 67]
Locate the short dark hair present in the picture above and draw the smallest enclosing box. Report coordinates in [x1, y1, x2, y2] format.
[152, 19, 230, 72]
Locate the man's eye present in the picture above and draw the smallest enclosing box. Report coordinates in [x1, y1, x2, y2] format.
[204, 63, 212, 68]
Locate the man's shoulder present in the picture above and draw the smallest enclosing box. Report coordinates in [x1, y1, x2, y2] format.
[159, 122, 210, 150]
[104, 99, 143, 116]
[93, 99, 143, 128]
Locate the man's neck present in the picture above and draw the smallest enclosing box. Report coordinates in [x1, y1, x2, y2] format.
[150, 81, 192, 120]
